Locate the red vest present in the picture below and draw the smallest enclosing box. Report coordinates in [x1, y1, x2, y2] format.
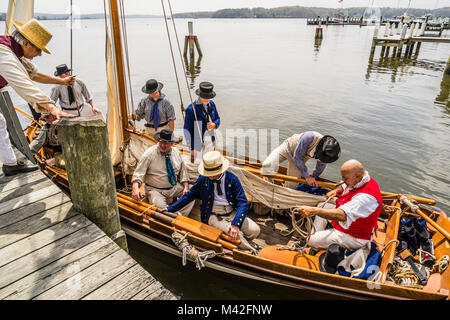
[0, 35, 24, 89]
[331, 177, 382, 240]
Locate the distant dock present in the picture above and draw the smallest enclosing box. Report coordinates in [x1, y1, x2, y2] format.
[0, 149, 176, 300]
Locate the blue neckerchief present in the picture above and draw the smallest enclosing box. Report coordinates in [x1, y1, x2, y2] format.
[149, 100, 161, 130]
[164, 153, 177, 186]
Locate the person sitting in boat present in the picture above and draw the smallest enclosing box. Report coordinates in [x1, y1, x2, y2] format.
[129, 79, 176, 137]
[184, 81, 220, 163]
[261, 131, 340, 189]
[295, 159, 382, 251]
[163, 151, 260, 251]
[0, 19, 75, 176]
[131, 129, 194, 216]
[50, 64, 102, 117]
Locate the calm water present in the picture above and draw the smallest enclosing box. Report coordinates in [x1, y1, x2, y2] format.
[4, 18, 449, 298]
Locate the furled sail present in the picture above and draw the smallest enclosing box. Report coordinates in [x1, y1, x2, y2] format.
[5, 0, 34, 35]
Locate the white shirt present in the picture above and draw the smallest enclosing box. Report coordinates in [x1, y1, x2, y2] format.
[212, 173, 228, 206]
[0, 43, 54, 113]
[337, 172, 380, 230]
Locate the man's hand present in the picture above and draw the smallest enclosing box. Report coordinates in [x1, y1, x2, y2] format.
[190, 149, 195, 163]
[159, 208, 168, 212]
[306, 176, 318, 187]
[61, 75, 76, 86]
[326, 189, 340, 199]
[294, 205, 317, 218]
[183, 185, 190, 195]
[206, 122, 216, 130]
[92, 107, 102, 115]
[132, 184, 144, 201]
[45, 104, 75, 120]
[227, 224, 241, 241]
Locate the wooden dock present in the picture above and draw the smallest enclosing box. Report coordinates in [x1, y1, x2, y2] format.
[0, 151, 176, 300]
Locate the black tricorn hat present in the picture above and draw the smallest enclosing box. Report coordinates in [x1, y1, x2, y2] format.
[315, 135, 341, 163]
[154, 129, 177, 143]
[318, 243, 346, 274]
[142, 79, 164, 94]
[195, 81, 216, 99]
[54, 64, 71, 77]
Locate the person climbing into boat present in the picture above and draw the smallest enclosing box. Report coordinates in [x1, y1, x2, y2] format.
[50, 64, 102, 117]
[295, 159, 382, 251]
[129, 79, 176, 137]
[0, 19, 75, 176]
[163, 151, 260, 251]
[183, 81, 220, 163]
[131, 129, 194, 216]
[261, 131, 341, 189]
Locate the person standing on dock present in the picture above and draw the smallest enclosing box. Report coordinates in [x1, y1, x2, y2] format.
[130, 79, 176, 137]
[261, 131, 341, 189]
[0, 19, 74, 176]
[50, 64, 102, 117]
[295, 159, 382, 251]
[184, 81, 220, 163]
[164, 151, 260, 252]
[131, 129, 194, 216]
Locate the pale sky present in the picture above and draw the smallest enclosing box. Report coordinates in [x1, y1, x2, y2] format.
[0, 0, 445, 15]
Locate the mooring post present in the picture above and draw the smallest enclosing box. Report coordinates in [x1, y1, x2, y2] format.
[370, 25, 379, 56]
[58, 115, 128, 251]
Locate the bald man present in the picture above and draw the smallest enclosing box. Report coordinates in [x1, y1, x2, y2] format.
[296, 160, 382, 251]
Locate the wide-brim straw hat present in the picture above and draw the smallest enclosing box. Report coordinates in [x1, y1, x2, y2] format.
[13, 19, 52, 54]
[198, 151, 229, 177]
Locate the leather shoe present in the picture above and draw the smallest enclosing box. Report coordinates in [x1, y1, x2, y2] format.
[2, 160, 39, 176]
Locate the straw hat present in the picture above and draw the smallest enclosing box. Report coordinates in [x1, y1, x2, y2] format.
[198, 151, 229, 177]
[13, 19, 53, 54]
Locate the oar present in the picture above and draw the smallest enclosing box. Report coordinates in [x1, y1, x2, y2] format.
[399, 195, 450, 242]
[245, 168, 436, 205]
[116, 193, 240, 249]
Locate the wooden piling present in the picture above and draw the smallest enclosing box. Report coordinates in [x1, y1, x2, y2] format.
[58, 115, 128, 252]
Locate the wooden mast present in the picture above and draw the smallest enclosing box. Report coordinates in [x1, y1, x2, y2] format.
[108, 0, 129, 141]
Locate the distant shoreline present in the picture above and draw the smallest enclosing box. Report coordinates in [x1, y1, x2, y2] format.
[0, 6, 449, 21]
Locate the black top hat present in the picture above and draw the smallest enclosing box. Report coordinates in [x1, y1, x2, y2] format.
[54, 64, 71, 77]
[318, 243, 346, 274]
[154, 129, 177, 143]
[315, 135, 341, 163]
[195, 81, 216, 99]
[142, 79, 164, 94]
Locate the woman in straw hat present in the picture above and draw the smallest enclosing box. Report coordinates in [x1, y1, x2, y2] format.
[0, 19, 75, 176]
[164, 151, 260, 251]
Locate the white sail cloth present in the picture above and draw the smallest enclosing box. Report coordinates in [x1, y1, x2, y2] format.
[122, 134, 326, 211]
[5, 0, 34, 35]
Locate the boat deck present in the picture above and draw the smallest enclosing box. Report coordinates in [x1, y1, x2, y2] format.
[0, 149, 176, 300]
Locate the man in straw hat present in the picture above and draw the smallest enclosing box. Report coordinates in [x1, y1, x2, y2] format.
[164, 150, 260, 251]
[131, 129, 194, 216]
[129, 79, 176, 137]
[295, 159, 382, 251]
[0, 19, 75, 176]
[261, 131, 341, 189]
[183, 81, 221, 163]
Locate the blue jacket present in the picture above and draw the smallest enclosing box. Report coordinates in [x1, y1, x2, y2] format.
[183, 100, 220, 151]
[167, 171, 248, 228]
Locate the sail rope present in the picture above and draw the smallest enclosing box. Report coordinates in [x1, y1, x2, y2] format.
[171, 231, 223, 270]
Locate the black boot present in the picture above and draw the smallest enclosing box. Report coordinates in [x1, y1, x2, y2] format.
[2, 160, 38, 176]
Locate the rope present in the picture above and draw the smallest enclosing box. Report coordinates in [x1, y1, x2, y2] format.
[432, 255, 449, 274]
[171, 231, 221, 270]
[390, 256, 428, 289]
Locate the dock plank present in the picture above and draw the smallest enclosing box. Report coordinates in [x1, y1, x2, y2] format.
[0, 184, 62, 215]
[33, 248, 137, 300]
[131, 280, 177, 300]
[0, 170, 46, 193]
[0, 179, 55, 203]
[0, 201, 75, 249]
[0, 212, 90, 268]
[0, 236, 118, 300]
[82, 264, 157, 300]
[0, 223, 105, 290]
[0, 192, 70, 230]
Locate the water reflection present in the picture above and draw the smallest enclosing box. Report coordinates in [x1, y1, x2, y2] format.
[435, 69, 450, 120]
[314, 38, 322, 54]
[184, 55, 202, 89]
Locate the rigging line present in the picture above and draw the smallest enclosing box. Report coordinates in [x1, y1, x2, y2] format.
[118, 0, 135, 114]
[165, 0, 203, 145]
[160, 0, 185, 119]
[69, 0, 81, 117]
[167, 0, 195, 114]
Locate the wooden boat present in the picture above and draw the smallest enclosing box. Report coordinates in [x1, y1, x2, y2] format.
[12, 0, 450, 300]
